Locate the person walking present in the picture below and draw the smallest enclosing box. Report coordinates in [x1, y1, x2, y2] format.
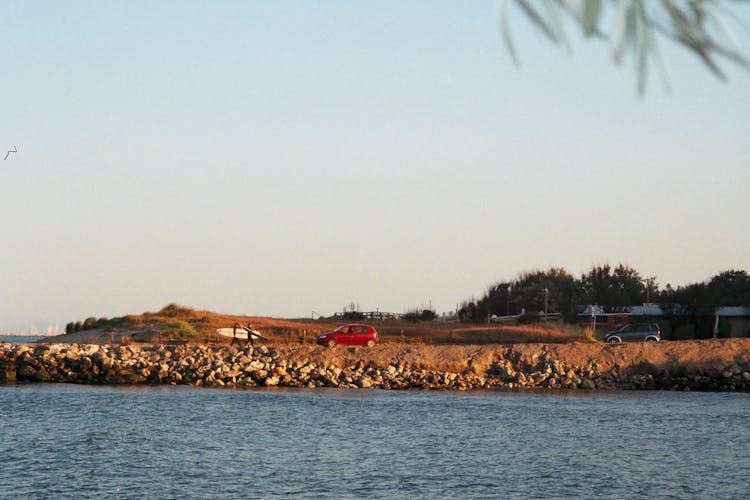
[243, 323, 255, 347]
[231, 322, 242, 346]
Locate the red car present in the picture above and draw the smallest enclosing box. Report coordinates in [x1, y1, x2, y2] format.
[317, 324, 380, 347]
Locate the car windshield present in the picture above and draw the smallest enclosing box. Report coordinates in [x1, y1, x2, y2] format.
[333, 325, 348, 332]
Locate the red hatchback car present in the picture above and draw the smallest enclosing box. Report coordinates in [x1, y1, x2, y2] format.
[317, 324, 380, 348]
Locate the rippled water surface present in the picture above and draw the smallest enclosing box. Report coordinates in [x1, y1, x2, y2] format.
[0, 385, 748, 498]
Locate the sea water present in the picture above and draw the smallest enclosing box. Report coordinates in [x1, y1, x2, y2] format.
[0, 336, 45, 344]
[0, 385, 748, 498]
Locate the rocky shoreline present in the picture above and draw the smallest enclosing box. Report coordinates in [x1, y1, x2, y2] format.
[2, 341, 750, 391]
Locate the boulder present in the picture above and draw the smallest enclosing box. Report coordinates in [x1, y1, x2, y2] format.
[0, 362, 16, 383]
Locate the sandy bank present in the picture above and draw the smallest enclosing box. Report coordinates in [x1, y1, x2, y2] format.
[273, 338, 750, 376]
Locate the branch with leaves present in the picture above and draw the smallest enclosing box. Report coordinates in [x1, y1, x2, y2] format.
[503, 0, 750, 94]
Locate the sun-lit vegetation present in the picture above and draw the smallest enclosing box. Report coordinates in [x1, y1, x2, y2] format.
[459, 266, 750, 323]
[61, 268, 747, 346]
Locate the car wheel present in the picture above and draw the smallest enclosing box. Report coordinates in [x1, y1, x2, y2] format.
[366, 339, 375, 347]
[326, 339, 336, 348]
[645, 337, 657, 342]
[608, 337, 621, 344]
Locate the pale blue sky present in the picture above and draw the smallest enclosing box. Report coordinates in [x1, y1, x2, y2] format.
[1, 1, 748, 331]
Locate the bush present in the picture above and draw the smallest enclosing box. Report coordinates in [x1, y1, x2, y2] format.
[402, 309, 437, 322]
[82, 317, 97, 330]
[65, 322, 74, 335]
[342, 311, 364, 321]
[119, 316, 136, 327]
[158, 303, 195, 317]
[402, 311, 420, 323]
[420, 309, 437, 321]
[165, 320, 199, 340]
[73, 321, 82, 332]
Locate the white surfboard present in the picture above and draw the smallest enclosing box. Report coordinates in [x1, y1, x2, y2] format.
[216, 328, 267, 341]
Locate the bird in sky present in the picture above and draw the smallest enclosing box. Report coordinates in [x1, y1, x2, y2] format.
[4, 146, 17, 160]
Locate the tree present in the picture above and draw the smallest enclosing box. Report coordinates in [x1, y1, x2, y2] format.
[707, 270, 750, 306]
[580, 264, 645, 308]
[460, 267, 579, 322]
[404, 308, 438, 322]
[482, 282, 515, 316]
[458, 299, 484, 323]
[511, 268, 579, 320]
[658, 270, 750, 308]
[503, 0, 749, 94]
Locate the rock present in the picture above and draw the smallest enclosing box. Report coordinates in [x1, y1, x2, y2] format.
[247, 360, 265, 371]
[0, 340, 747, 393]
[0, 362, 16, 383]
[580, 378, 596, 390]
[357, 376, 373, 388]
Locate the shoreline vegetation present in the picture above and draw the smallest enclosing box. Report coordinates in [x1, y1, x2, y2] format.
[2, 304, 747, 392]
[55, 304, 596, 346]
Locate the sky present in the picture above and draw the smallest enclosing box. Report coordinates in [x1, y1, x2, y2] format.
[1, 1, 749, 332]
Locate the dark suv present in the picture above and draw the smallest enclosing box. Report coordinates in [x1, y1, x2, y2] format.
[605, 323, 661, 343]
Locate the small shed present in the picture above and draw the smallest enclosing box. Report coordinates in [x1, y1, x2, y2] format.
[717, 307, 750, 338]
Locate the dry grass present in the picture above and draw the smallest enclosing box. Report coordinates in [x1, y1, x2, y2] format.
[581, 326, 601, 343]
[372, 320, 581, 345]
[65, 304, 587, 346]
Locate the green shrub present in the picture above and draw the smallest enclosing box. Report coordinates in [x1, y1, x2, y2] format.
[65, 322, 74, 335]
[82, 317, 97, 330]
[74, 321, 82, 332]
[165, 320, 199, 340]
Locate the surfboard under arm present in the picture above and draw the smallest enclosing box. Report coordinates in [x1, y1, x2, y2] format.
[215, 328, 267, 341]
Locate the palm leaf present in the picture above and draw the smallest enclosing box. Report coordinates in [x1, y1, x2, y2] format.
[501, 0, 521, 66]
[516, 0, 561, 42]
[582, 0, 603, 35]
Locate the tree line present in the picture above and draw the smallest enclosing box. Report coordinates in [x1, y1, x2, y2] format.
[65, 316, 126, 334]
[458, 266, 750, 324]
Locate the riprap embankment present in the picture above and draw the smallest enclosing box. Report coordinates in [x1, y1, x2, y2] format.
[1, 340, 749, 391]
